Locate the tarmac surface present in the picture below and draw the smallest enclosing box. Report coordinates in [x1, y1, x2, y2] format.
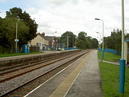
[65, 50, 103, 97]
[24, 50, 102, 97]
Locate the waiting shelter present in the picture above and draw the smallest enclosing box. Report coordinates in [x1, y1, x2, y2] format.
[124, 39, 129, 64]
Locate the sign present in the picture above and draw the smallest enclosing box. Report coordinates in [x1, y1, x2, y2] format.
[15, 39, 19, 42]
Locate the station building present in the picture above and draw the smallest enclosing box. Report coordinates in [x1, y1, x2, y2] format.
[28, 33, 59, 52]
[28, 33, 49, 52]
[124, 39, 129, 64]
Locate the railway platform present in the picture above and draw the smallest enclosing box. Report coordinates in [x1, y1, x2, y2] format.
[24, 50, 102, 97]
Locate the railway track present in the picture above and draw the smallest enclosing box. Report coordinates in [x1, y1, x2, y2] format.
[0, 53, 78, 75]
[0, 50, 89, 97]
[0, 50, 80, 72]
[0, 51, 83, 82]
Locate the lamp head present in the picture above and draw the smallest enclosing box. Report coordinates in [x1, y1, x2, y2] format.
[95, 18, 100, 20]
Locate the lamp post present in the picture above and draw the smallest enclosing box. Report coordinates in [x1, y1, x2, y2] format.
[95, 18, 105, 61]
[54, 31, 57, 50]
[96, 32, 101, 49]
[15, 18, 19, 53]
[119, 0, 126, 94]
[67, 33, 69, 49]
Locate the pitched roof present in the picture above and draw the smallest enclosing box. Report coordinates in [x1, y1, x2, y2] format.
[37, 33, 45, 38]
[44, 36, 55, 41]
[36, 33, 60, 41]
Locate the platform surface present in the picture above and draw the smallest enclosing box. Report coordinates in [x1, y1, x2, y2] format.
[24, 50, 102, 97]
[65, 50, 102, 97]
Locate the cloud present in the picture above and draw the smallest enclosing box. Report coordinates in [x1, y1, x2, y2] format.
[48, 0, 67, 5]
[1, 0, 128, 39]
[47, 0, 79, 5]
[26, 0, 129, 39]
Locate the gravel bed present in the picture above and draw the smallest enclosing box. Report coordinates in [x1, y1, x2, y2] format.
[0, 52, 80, 82]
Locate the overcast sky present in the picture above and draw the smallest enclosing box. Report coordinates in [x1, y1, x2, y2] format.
[0, 0, 129, 40]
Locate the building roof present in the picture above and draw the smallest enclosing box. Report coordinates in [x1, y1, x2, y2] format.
[37, 33, 45, 38]
[36, 33, 60, 41]
[44, 36, 55, 41]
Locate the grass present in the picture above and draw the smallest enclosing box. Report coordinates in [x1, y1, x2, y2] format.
[100, 62, 129, 97]
[98, 51, 120, 62]
[98, 51, 129, 97]
[0, 52, 42, 58]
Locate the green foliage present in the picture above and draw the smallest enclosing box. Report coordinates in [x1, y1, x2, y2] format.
[99, 62, 120, 97]
[98, 52, 129, 97]
[104, 29, 121, 53]
[104, 28, 129, 54]
[99, 62, 129, 97]
[76, 32, 88, 49]
[6, 7, 38, 42]
[0, 52, 42, 58]
[0, 17, 29, 52]
[76, 31, 98, 49]
[0, 46, 10, 53]
[0, 7, 38, 53]
[91, 38, 98, 48]
[60, 31, 76, 48]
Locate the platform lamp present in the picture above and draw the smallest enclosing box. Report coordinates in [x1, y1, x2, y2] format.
[15, 16, 20, 53]
[96, 32, 101, 49]
[119, 0, 126, 94]
[95, 18, 105, 62]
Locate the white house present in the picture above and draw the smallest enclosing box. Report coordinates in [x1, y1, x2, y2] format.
[28, 33, 49, 51]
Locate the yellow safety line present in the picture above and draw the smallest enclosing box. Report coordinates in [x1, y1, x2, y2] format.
[49, 54, 87, 97]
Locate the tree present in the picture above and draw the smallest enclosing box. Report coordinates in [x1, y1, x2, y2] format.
[104, 29, 121, 54]
[60, 31, 76, 48]
[76, 31, 98, 49]
[76, 31, 88, 49]
[0, 7, 38, 53]
[0, 17, 29, 52]
[6, 7, 38, 44]
[90, 38, 98, 48]
[0, 18, 11, 50]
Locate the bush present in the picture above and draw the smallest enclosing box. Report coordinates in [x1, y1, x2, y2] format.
[0, 46, 10, 53]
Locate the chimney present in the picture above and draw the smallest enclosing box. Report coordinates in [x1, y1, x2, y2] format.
[42, 32, 45, 37]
